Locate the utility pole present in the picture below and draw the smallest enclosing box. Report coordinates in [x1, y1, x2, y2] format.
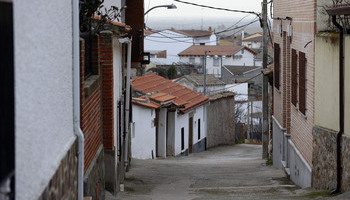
[203, 51, 207, 96]
[262, 0, 269, 159]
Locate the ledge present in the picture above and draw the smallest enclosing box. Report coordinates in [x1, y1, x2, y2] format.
[84, 75, 100, 98]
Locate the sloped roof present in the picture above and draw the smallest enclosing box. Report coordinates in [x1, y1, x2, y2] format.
[132, 73, 209, 113]
[132, 97, 160, 109]
[224, 65, 261, 75]
[177, 74, 226, 87]
[243, 35, 263, 42]
[171, 29, 212, 37]
[178, 45, 257, 57]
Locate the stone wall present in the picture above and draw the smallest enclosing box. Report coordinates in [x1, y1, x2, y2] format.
[206, 92, 235, 148]
[84, 145, 105, 200]
[38, 140, 78, 200]
[312, 125, 337, 190]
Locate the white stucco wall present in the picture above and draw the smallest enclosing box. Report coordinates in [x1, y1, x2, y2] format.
[157, 108, 167, 158]
[179, 50, 258, 78]
[132, 105, 156, 159]
[113, 37, 123, 164]
[145, 30, 193, 64]
[193, 34, 217, 46]
[14, 1, 76, 199]
[192, 106, 206, 145]
[174, 112, 189, 155]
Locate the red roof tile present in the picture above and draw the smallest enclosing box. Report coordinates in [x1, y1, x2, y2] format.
[178, 45, 257, 57]
[132, 97, 160, 109]
[132, 73, 209, 113]
[150, 93, 176, 103]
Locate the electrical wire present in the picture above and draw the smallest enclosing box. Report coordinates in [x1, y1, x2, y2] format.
[173, 0, 260, 18]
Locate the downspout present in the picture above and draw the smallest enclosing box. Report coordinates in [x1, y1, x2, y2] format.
[331, 15, 344, 194]
[73, 0, 84, 199]
[118, 37, 132, 168]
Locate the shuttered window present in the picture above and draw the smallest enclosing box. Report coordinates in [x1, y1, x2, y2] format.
[291, 49, 298, 106]
[299, 52, 306, 115]
[274, 43, 280, 89]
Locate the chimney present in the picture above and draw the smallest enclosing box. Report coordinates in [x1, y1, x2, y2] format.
[241, 31, 245, 41]
[209, 26, 212, 33]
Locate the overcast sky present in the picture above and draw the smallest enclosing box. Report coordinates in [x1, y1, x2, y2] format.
[144, 0, 262, 21]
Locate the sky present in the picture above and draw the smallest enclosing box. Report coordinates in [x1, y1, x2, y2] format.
[144, 0, 262, 21]
[144, 0, 263, 31]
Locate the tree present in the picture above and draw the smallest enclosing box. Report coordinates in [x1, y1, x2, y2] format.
[167, 66, 177, 79]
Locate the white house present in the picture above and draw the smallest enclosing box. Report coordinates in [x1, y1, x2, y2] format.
[132, 73, 209, 158]
[241, 32, 263, 49]
[144, 28, 217, 65]
[178, 45, 259, 78]
[175, 74, 226, 95]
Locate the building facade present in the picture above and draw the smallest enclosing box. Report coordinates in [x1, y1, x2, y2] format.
[272, 0, 315, 188]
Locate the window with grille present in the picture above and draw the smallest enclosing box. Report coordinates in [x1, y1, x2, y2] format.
[189, 57, 195, 64]
[274, 43, 281, 89]
[299, 52, 307, 115]
[291, 49, 298, 106]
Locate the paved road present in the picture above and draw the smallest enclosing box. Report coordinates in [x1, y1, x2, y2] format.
[107, 144, 340, 200]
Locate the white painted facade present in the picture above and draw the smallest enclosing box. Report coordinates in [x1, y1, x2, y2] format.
[145, 30, 193, 64]
[14, 1, 76, 199]
[132, 105, 207, 158]
[242, 41, 262, 49]
[179, 49, 260, 78]
[131, 105, 156, 159]
[145, 30, 217, 65]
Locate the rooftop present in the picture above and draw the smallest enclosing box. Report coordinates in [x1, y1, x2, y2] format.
[176, 74, 226, 86]
[178, 45, 257, 57]
[132, 73, 209, 113]
[224, 65, 261, 76]
[171, 29, 212, 37]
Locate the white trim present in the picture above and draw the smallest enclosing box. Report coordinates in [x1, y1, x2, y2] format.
[288, 139, 312, 173]
[272, 115, 286, 131]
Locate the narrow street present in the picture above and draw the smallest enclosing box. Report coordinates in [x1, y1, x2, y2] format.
[107, 145, 338, 200]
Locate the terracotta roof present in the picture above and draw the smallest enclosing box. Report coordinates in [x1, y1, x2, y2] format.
[177, 74, 226, 86]
[132, 73, 209, 113]
[132, 97, 160, 109]
[150, 93, 176, 103]
[171, 29, 212, 37]
[178, 45, 257, 57]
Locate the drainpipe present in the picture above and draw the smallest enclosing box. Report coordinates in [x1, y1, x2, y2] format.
[118, 37, 132, 168]
[331, 15, 344, 194]
[73, 0, 84, 199]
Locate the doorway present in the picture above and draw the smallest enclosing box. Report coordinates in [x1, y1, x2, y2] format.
[189, 117, 193, 154]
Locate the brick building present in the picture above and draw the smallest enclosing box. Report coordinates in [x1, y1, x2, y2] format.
[272, 0, 315, 188]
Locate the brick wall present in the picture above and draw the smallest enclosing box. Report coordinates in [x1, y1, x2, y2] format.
[273, 0, 316, 166]
[80, 36, 103, 173]
[100, 31, 115, 150]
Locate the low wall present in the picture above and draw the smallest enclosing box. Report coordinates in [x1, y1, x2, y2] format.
[312, 125, 350, 192]
[38, 139, 78, 200]
[206, 92, 235, 148]
[84, 145, 105, 200]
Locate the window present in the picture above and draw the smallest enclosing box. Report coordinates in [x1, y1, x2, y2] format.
[198, 119, 201, 140]
[233, 55, 242, 59]
[213, 57, 219, 66]
[200, 43, 205, 45]
[81, 32, 93, 78]
[299, 52, 307, 115]
[189, 57, 195, 64]
[291, 49, 298, 107]
[274, 43, 281, 89]
[181, 128, 185, 150]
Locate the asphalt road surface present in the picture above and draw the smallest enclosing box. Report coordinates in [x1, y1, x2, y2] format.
[107, 144, 343, 200]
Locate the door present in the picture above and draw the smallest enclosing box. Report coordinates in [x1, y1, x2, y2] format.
[0, 1, 15, 197]
[189, 117, 193, 153]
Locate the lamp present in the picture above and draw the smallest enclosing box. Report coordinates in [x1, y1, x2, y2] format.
[144, 4, 177, 15]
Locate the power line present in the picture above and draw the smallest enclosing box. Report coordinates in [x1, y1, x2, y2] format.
[173, 0, 260, 18]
